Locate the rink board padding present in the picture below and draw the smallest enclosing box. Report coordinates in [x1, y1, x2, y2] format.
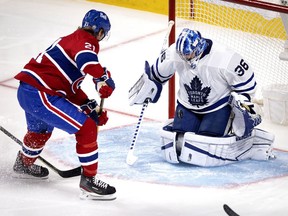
[43, 122, 288, 187]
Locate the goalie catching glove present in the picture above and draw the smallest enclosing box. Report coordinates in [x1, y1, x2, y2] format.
[128, 61, 163, 105]
[80, 99, 108, 126]
[93, 67, 115, 98]
[229, 92, 261, 138]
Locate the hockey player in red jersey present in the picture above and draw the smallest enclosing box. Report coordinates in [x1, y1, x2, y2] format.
[13, 9, 116, 200]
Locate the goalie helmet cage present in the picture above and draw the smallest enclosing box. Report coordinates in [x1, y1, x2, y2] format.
[168, 0, 288, 118]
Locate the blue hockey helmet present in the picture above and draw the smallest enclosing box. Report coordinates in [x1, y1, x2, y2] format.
[176, 28, 207, 68]
[82, 9, 111, 41]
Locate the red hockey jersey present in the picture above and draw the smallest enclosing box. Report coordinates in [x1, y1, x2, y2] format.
[15, 29, 106, 105]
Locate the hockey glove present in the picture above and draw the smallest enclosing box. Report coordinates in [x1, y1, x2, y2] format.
[128, 61, 163, 105]
[229, 92, 261, 138]
[229, 92, 256, 114]
[93, 68, 115, 98]
[80, 99, 108, 126]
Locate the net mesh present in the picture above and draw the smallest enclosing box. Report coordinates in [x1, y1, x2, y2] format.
[175, 0, 288, 98]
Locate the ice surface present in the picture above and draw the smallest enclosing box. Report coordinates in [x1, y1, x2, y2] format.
[0, 0, 288, 215]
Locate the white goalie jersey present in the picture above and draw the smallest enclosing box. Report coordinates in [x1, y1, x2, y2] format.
[150, 41, 257, 113]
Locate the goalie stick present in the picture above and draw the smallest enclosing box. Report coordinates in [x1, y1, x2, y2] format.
[126, 99, 149, 165]
[0, 98, 105, 178]
[126, 20, 175, 166]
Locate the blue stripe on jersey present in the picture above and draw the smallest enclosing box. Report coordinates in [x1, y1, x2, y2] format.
[46, 46, 82, 82]
[187, 95, 230, 113]
[76, 51, 99, 69]
[232, 73, 255, 88]
[233, 81, 257, 94]
[21, 70, 47, 87]
[151, 58, 172, 83]
[78, 152, 98, 164]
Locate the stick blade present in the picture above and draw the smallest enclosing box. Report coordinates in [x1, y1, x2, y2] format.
[223, 204, 240, 216]
[57, 166, 82, 178]
[126, 151, 138, 166]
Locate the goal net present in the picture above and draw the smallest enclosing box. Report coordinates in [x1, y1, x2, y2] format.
[171, 0, 288, 102]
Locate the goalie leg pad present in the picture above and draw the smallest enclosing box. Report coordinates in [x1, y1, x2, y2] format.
[160, 120, 275, 166]
[160, 120, 179, 164]
[178, 130, 274, 166]
[178, 133, 239, 167]
[250, 129, 275, 160]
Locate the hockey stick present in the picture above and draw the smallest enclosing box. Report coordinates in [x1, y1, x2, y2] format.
[126, 99, 149, 165]
[223, 204, 240, 216]
[99, 98, 104, 114]
[126, 20, 175, 166]
[160, 20, 175, 53]
[97, 98, 104, 131]
[0, 125, 81, 178]
[0, 98, 105, 177]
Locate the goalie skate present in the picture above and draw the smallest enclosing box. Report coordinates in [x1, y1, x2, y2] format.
[13, 151, 49, 179]
[79, 174, 116, 200]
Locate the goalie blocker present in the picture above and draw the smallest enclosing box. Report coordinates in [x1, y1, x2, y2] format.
[160, 119, 275, 166]
[128, 61, 163, 106]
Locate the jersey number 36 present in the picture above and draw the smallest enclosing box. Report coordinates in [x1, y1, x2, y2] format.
[234, 59, 249, 76]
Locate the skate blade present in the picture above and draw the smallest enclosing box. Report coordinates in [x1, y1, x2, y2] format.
[79, 189, 116, 201]
[12, 172, 49, 180]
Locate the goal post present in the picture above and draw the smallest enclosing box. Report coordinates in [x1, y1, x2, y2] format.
[168, 0, 288, 119]
[168, 0, 176, 118]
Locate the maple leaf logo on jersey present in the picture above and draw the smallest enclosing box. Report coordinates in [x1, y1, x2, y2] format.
[184, 76, 211, 107]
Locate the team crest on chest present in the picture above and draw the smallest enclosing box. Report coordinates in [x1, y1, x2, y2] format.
[184, 76, 211, 107]
[72, 76, 84, 94]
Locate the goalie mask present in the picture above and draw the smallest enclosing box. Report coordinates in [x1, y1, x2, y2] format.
[82, 9, 111, 41]
[176, 28, 207, 69]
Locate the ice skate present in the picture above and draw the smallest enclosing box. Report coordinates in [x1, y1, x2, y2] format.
[13, 151, 49, 179]
[79, 174, 116, 200]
